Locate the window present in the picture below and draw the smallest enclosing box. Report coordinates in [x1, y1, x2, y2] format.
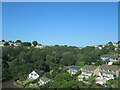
[34, 74, 37, 76]
[112, 71, 115, 73]
[103, 69, 105, 71]
[113, 75, 116, 78]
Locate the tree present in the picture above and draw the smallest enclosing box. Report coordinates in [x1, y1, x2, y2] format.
[32, 41, 38, 46]
[2, 40, 5, 42]
[46, 73, 86, 88]
[9, 40, 13, 43]
[2, 61, 12, 81]
[60, 52, 76, 66]
[15, 40, 21, 43]
[75, 61, 84, 67]
[21, 42, 31, 46]
[108, 42, 113, 45]
[107, 76, 120, 88]
[94, 60, 106, 66]
[4, 42, 9, 46]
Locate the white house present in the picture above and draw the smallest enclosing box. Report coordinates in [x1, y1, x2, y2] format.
[36, 44, 44, 49]
[112, 42, 118, 47]
[96, 76, 110, 85]
[13, 43, 21, 47]
[78, 65, 99, 81]
[100, 55, 111, 61]
[96, 65, 120, 85]
[9, 42, 14, 46]
[109, 55, 119, 62]
[28, 70, 40, 80]
[94, 45, 102, 50]
[99, 65, 120, 79]
[38, 77, 51, 86]
[0, 42, 4, 47]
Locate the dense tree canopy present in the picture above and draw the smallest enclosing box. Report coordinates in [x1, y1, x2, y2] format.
[2, 43, 117, 88]
[32, 41, 38, 46]
[15, 40, 21, 43]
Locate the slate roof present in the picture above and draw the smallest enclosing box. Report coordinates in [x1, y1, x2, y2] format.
[40, 77, 51, 82]
[100, 64, 120, 71]
[82, 65, 98, 71]
[100, 55, 111, 57]
[31, 69, 41, 75]
[70, 66, 81, 70]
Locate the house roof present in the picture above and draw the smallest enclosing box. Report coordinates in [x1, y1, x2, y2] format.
[30, 70, 41, 75]
[100, 55, 111, 57]
[40, 77, 51, 82]
[100, 64, 120, 71]
[82, 65, 98, 71]
[35, 70, 41, 75]
[110, 55, 119, 59]
[70, 66, 81, 70]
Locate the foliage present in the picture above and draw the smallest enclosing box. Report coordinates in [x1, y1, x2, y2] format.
[15, 40, 21, 43]
[113, 62, 120, 65]
[2, 42, 116, 88]
[4, 42, 10, 46]
[75, 61, 84, 67]
[94, 60, 106, 66]
[21, 42, 31, 46]
[43, 73, 86, 88]
[106, 76, 120, 88]
[32, 41, 38, 46]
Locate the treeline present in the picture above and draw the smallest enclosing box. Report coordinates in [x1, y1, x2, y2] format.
[1, 40, 39, 47]
[2, 43, 117, 81]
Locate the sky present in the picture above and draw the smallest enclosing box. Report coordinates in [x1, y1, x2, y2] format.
[2, 2, 118, 47]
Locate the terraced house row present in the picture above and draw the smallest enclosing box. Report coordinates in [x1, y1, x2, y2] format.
[100, 53, 120, 63]
[77, 65, 120, 84]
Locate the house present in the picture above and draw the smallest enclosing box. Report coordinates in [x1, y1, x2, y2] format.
[96, 76, 110, 85]
[100, 53, 120, 63]
[100, 55, 111, 61]
[96, 65, 120, 85]
[113, 53, 120, 56]
[107, 62, 113, 65]
[101, 44, 106, 48]
[78, 65, 99, 81]
[114, 47, 120, 50]
[14, 43, 21, 47]
[99, 65, 120, 79]
[112, 42, 118, 47]
[94, 45, 102, 49]
[8, 42, 14, 46]
[38, 77, 51, 85]
[67, 66, 81, 75]
[0, 42, 4, 47]
[28, 70, 40, 80]
[109, 55, 119, 62]
[78, 47, 84, 49]
[36, 44, 44, 49]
